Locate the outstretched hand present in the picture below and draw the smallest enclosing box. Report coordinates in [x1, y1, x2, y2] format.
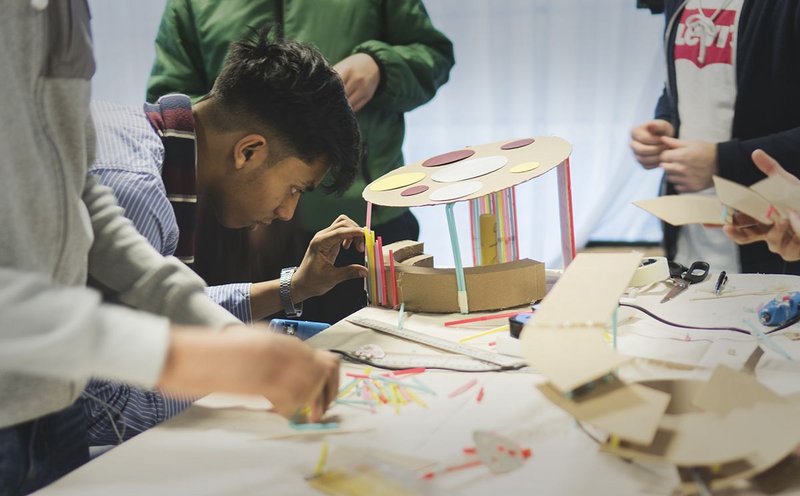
[722, 150, 800, 261]
[292, 215, 368, 301]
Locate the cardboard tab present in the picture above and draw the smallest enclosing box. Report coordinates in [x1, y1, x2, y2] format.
[634, 196, 725, 226]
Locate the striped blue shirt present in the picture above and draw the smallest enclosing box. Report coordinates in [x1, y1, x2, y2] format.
[83, 100, 253, 446]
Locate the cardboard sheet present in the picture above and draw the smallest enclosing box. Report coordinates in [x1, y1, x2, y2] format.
[532, 252, 643, 327]
[751, 174, 800, 218]
[539, 381, 669, 445]
[521, 326, 630, 392]
[691, 365, 784, 416]
[713, 175, 773, 225]
[633, 195, 725, 226]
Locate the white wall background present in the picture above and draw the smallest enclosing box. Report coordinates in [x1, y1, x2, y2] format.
[89, 0, 667, 269]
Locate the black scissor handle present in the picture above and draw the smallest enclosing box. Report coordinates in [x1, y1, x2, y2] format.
[683, 261, 710, 284]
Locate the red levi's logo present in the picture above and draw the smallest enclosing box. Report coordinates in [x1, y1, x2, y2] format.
[674, 8, 736, 67]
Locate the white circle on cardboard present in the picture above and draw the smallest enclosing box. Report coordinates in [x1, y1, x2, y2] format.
[430, 155, 508, 183]
[428, 181, 483, 202]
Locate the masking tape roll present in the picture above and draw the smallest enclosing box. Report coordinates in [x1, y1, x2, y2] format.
[629, 257, 670, 287]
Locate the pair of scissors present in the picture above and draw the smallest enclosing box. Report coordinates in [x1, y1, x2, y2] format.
[660, 261, 710, 303]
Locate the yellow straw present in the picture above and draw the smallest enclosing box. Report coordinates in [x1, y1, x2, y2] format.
[406, 389, 428, 409]
[364, 228, 376, 304]
[313, 441, 329, 477]
[458, 324, 510, 343]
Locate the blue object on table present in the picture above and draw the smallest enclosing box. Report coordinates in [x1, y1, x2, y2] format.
[509, 313, 534, 339]
[270, 319, 331, 341]
[759, 292, 800, 326]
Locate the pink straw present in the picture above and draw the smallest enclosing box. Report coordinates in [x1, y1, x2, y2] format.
[448, 378, 478, 398]
[365, 201, 373, 232]
[376, 236, 385, 306]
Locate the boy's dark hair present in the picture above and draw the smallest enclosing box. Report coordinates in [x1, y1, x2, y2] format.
[209, 27, 360, 194]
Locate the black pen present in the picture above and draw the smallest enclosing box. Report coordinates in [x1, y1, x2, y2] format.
[714, 270, 728, 296]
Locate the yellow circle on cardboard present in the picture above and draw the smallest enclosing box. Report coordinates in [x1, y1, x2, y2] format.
[369, 172, 427, 192]
[510, 162, 541, 173]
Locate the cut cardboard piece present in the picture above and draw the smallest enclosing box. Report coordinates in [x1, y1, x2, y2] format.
[531, 252, 643, 327]
[402, 254, 434, 267]
[691, 365, 785, 417]
[388, 259, 545, 314]
[634, 174, 800, 229]
[382, 240, 424, 264]
[751, 174, 800, 218]
[713, 175, 773, 225]
[633, 195, 725, 226]
[614, 404, 800, 474]
[363, 136, 573, 207]
[522, 327, 630, 393]
[539, 380, 669, 445]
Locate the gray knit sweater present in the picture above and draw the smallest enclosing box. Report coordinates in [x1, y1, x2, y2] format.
[0, 0, 237, 428]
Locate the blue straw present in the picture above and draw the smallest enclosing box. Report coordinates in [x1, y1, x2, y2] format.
[445, 203, 468, 313]
[743, 320, 792, 361]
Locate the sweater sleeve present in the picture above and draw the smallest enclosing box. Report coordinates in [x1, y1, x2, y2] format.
[83, 175, 240, 330]
[352, 0, 455, 114]
[0, 267, 171, 388]
[716, 127, 800, 186]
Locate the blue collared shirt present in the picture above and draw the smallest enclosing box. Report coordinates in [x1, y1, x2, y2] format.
[83, 100, 253, 445]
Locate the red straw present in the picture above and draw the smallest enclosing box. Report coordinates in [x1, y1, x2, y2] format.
[444, 310, 532, 327]
[421, 459, 483, 480]
[390, 367, 425, 376]
[389, 249, 398, 308]
[365, 201, 373, 232]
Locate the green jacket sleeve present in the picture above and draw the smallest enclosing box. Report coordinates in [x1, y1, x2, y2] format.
[353, 0, 455, 114]
[146, 0, 211, 103]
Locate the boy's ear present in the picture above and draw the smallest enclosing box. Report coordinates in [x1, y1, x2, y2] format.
[233, 134, 268, 170]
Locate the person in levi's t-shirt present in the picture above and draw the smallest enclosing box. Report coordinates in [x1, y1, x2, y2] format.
[630, 0, 800, 275]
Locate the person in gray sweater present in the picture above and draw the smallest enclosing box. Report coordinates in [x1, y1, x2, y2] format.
[0, 2, 346, 494]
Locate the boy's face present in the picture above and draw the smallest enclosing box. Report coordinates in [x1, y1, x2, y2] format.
[209, 151, 328, 230]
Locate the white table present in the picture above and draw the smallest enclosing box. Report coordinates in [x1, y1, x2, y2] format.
[35, 274, 800, 495]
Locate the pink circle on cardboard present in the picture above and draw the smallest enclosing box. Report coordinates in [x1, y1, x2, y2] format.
[500, 138, 535, 150]
[422, 149, 475, 167]
[400, 184, 429, 196]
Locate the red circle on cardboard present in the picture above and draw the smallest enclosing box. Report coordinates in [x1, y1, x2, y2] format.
[500, 138, 535, 150]
[400, 184, 430, 196]
[421, 149, 475, 167]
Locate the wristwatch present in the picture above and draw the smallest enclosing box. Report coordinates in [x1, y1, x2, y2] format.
[279, 266, 303, 317]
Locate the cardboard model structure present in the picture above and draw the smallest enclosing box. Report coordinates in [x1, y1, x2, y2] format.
[361, 137, 572, 314]
[381, 240, 546, 314]
[521, 253, 800, 494]
[634, 174, 800, 227]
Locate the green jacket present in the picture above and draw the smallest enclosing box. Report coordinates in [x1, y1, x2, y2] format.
[147, 0, 455, 232]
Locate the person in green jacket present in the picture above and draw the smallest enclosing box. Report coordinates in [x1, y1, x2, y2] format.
[146, 0, 455, 323]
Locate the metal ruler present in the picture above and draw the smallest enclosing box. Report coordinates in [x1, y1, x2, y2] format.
[356, 352, 509, 371]
[346, 315, 526, 368]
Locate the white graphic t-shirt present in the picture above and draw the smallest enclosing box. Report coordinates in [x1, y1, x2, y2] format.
[673, 0, 744, 272]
